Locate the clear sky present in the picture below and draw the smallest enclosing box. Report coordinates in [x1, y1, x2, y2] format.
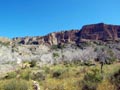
[0, 0, 120, 38]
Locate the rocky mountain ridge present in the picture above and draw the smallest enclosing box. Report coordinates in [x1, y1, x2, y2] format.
[12, 23, 120, 46]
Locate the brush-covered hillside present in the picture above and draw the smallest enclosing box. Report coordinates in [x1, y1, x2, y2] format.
[0, 23, 120, 90]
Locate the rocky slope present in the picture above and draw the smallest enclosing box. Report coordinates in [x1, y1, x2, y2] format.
[13, 23, 120, 46]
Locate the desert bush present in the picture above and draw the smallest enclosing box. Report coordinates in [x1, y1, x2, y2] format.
[106, 49, 116, 64]
[83, 60, 95, 66]
[97, 48, 116, 65]
[20, 69, 31, 80]
[57, 44, 65, 49]
[106, 57, 116, 64]
[31, 71, 46, 81]
[4, 72, 17, 79]
[51, 44, 65, 50]
[51, 45, 58, 50]
[110, 69, 120, 90]
[82, 68, 103, 90]
[63, 60, 71, 66]
[0, 41, 10, 46]
[52, 68, 68, 79]
[71, 60, 82, 66]
[4, 79, 28, 90]
[87, 68, 103, 82]
[53, 70, 62, 78]
[53, 53, 59, 58]
[29, 60, 37, 67]
[77, 42, 91, 49]
[93, 41, 101, 45]
[44, 66, 51, 74]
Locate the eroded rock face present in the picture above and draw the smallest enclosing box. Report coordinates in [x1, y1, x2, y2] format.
[12, 23, 120, 45]
[13, 30, 80, 45]
[80, 23, 120, 41]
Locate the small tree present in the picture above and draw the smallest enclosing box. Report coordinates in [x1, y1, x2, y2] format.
[53, 53, 59, 65]
[97, 49, 107, 73]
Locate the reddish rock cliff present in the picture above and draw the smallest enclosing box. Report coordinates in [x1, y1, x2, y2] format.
[13, 23, 120, 45]
[80, 23, 120, 41]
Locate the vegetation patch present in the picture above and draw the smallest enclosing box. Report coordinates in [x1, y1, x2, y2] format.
[3, 79, 29, 90]
[110, 69, 120, 90]
[82, 68, 103, 90]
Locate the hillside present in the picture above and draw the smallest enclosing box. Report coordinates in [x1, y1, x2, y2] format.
[0, 23, 120, 67]
[0, 23, 120, 90]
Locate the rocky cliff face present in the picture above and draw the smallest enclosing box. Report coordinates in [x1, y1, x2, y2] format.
[80, 23, 120, 41]
[12, 23, 120, 46]
[13, 30, 80, 45]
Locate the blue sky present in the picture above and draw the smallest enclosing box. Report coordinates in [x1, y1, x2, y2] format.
[0, 0, 120, 38]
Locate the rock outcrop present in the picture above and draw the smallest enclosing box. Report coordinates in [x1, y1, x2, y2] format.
[13, 30, 80, 46]
[13, 23, 120, 46]
[80, 23, 120, 41]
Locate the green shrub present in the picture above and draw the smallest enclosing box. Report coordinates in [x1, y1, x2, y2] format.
[44, 67, 51, 74]
[85, 68, 103, 83]
[52, 68, 69, 79]
[20, 69, 31, 80]
[71, 60, 82, 66]
[57, 44, 65, 49]
[0, 41, 10, 46]
[53, 53, 59, 58]
[83, 61, 95, 66]
[5, 72, 17, 79]
[106, 49, 116, 64]
[29, 60, 37, 67]
[77, 42, 91, 49]
[31, 71, 46, 81]
[110, 69, 120, 90]
[53, 70, 62, 78]
[4, 79, 28, 90]
[82, 68, 103, 90]
[51, 45, 58, 50]
[106, 57, 116, 64]
[51, 44, 65, 50]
